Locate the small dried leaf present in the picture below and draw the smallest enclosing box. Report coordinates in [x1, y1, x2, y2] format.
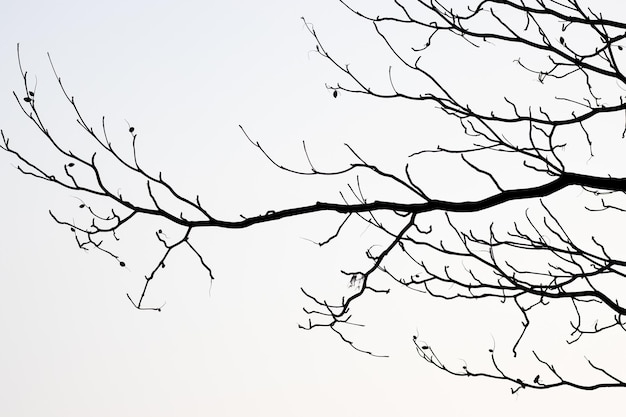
[619, 45, 624, 51]
[333, 90, 338, 98]
[28, 91, 34, 97]
[23, 97, 31, 103]
[129, 127, 135, 133]
[119, 261, 126, 267]
[559, 37, 565, 45]
[68, 162, 75, 167]
[421, 345, 429, 350]
[79, 204, 85, 208]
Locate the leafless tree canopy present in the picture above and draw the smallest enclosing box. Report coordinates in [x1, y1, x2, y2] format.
[4, 0, 626, 392]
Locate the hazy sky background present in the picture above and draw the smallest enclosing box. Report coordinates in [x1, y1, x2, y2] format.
[1, 0, 624, 415]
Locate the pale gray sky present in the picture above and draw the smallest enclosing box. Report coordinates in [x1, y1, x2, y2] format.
[0, 1, 623, 415]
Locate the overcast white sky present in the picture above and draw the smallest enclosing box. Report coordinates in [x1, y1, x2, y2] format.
[1, 0, 624, 415]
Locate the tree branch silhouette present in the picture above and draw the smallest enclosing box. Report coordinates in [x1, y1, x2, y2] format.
[4, 0, 626, 392]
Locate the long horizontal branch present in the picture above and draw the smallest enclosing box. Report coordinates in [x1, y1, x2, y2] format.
[161, 172, 626, 229]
